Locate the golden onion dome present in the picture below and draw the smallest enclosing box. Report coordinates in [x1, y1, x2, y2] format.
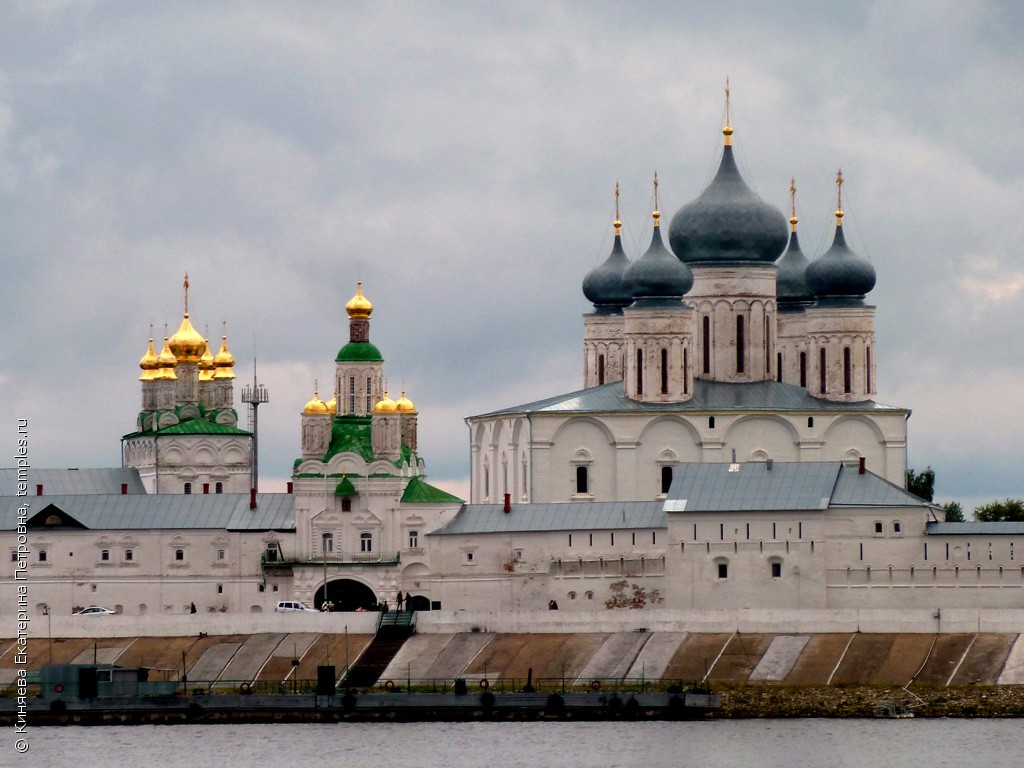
[345, 281, 373, 319]
[156, 337, 178, 380]
[395, 390, 416, 414]
[139, 338, 159, 381]
[302, 386, 329, 415]
[325, 396, 337, 414]
[199, 339, 215, 381]
[373, 390, 397, 414]
[213, 335, 235, 367]
[168, 313, 206, 362]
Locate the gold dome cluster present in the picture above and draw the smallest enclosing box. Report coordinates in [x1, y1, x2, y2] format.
[395, 390, 416, 414]
[373, 390, 398, 414]
[303, 384, 330, 415]
[345, 281, 373, 319]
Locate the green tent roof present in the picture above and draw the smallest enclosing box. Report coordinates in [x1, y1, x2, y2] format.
[336, 342, 383, 362]
[123, 419, 252, 439]
[334, 477, 357, 496]
[401, 476, 464, 504]
[323, 416, 375, 462]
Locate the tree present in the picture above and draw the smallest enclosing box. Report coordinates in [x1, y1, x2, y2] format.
[974, 499, 1024, 522]
[605, 580, 664, 609]
[940, 501, 965, 523]
[906, 467, 935, 502]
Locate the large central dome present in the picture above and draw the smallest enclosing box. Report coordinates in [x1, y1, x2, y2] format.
[668, 131, 788, 264]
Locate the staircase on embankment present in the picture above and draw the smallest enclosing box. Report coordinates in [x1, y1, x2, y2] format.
[342, 611, 416, 688]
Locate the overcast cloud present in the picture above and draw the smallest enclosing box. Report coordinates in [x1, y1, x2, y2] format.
[1, 1, 1022, 512]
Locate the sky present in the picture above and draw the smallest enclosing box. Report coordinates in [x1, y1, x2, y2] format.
[1, 1, 1022, 514]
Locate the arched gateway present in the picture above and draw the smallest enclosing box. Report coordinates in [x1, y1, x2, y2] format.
[315, 578, 376, 612]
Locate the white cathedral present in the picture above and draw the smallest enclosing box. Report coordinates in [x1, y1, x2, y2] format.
[3, 116, 1022, 620]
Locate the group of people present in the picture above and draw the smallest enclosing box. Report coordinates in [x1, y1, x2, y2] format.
[319, 591, 412, 613]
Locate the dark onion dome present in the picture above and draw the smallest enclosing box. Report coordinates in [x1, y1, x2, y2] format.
[582, 218, 632, 313]
[776, 181, 814, 308]
[668, 127, 788, 264]
[805, 215, 876, 304]
[622, 208, 694, 307]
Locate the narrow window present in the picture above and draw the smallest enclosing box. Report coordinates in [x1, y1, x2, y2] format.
[598, 354, 605, 385]
[408, 530, 419, 548]
[777, 352, 782, 382]
[799, 351, 807, 388]
[745, 523, 750, 540]
[771, 562, 782, 578]
[660, 466, 673, 494]
[360, 532, 372, 553]
[365, 376, 372, 413]
[633, 532, 637, 545]
[765, 324, 771, 374]
[610, 532, 615, 546]
[660, 348, 669, 394]
[466, 551, 474, 562]
[874, 521, 883, 534]
[924, 542, 928, 561]
[175, 549, 184, 561]
[859, 543, 864, 561]
[807, 416, 814, 428]
[652, 531, 657, 544]
[348, 376, 356, 414]
[798, 522, 803, 539]
[1012, 542, 1015, 561]
[322, 534, 333, 553]
[576, 466, 589, 494]
[215, 482, 223, 494]
[101, 549, 110, 562]
[693, 523, 697, 541]
[708, 416, 715, 429]
[183, 482, 192, 495]
[568, 533, 572, 547]
[683, 348, 689, 394]
[125, 550, 134, 562]
[341, 498, 352, 512]
[217, 584, 223, 594]
[217, 549, 226, 560]
[736, 316, 745, 374]
[819, 348, 827, 394]
[866, 347, 872, 393]
[772, 522, 777, 539]
[719, 523, 724, 541]
[843, 347, 852, 394]
[718, 562, 728, 579]
[702, 316, 711, 374]
[946, 543, 949, 560]
[636, 349, 643, 395]
[588, 533, 593, 546]
[894, 521, 902, 534]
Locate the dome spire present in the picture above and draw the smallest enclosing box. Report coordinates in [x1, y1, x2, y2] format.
[789, 177, 798, 233]
[614, 181, 621, 236]
[723, 77, 733, 146]
[653, 171, 661, 227]
[835, 168, 845, 226]
[183, 273, 190, 317]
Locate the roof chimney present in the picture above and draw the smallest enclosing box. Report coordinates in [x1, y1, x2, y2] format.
[203, 483, 210, 495]
[36, 484, 43, 496]
[250, 488, 257, 510]
[121, 483, 128, 495]
[286, 481, 293, 494]
[503, 493, 511, 514]
[858, 457, 866, 475]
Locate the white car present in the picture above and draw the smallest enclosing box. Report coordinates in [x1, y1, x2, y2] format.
[275, 600, 317, 613]
[76, 606, 116, 615]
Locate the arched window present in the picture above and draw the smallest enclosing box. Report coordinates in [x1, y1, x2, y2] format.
[365, 376, 372, 413]
[736, 316, 745, 374]
[636, 348, 644, 395]
[598, 354, 605, 385]
[360, 532, 373, 553]
[708, 416, 715, 429]
[683, 348, 689, 394]
[807, 416, 814, 428]
[660, 348, 668, 394]
[843, 347, 852, 394]
[777, 352, 782, 382]
[183, 482, 192, 495]
[702, 316, 711, 374]
[799, 351, 807, 388]
[321, 533, 334, 553]
[866, 346, 872, 392]
[819, 348, 827, 394]
[215, 482, 223, 494]
[576, 465, 589, 495]
[348, 376, 356, 414]
[661, 465, 673, 494]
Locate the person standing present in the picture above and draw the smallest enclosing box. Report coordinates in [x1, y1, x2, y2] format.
[396, 590, 404, 611]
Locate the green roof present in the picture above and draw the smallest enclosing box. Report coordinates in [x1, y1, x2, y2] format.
[323, 416, 375, 462]
[335, 477, 357, 496]
[335, 342, 383, 362]
[400, 476, 464, 504]
[123, 419, 252, 439]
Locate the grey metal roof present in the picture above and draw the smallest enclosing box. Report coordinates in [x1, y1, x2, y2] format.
[830, 465, 928, 507]
[470, 379, 908, 419]
[0, 468, 146, 496]
[0, 493, 295, 531]
[664, 461, 840, 512]
[927, 521, 1024, 536]
[431, 501, 666, 536]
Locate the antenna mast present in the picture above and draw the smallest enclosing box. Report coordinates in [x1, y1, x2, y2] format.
[240, 358, 270, 493]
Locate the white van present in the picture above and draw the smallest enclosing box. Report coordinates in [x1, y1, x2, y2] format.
[275, 600, 317, 613]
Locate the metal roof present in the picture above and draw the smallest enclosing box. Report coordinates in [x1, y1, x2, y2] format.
[433, 462, 929, 536]
[431, 501, 666, 535]
[927, 521, 1024, 536]
[0, 493, 295, 531]
[470, 379, 908, 419]
[0, 468, 146, 497]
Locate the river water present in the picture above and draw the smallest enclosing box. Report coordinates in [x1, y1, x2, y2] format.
[17, 719, 1024, 767]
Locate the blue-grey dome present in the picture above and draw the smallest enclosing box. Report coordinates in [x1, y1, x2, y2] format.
[668, 145, 788, 264]
[776, 228, 814, 308]
[582, 231, 632, 313]
[622, 219, 693, 306]
[806, 224, 876, 303]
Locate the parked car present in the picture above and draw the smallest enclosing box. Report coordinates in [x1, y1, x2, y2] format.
[275, 600, 317, 613]
[75, 606, 116, 615]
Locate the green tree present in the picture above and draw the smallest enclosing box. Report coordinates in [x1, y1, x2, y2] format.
[906, 467, 935, 502]
[974, 499, 1024, 522]
[940, 501, 965, 523]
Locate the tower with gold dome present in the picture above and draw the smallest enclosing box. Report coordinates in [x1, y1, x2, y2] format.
[122, 275, 253, 494]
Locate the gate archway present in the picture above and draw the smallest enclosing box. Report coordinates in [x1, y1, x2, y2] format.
[315, 578, 376, 612]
